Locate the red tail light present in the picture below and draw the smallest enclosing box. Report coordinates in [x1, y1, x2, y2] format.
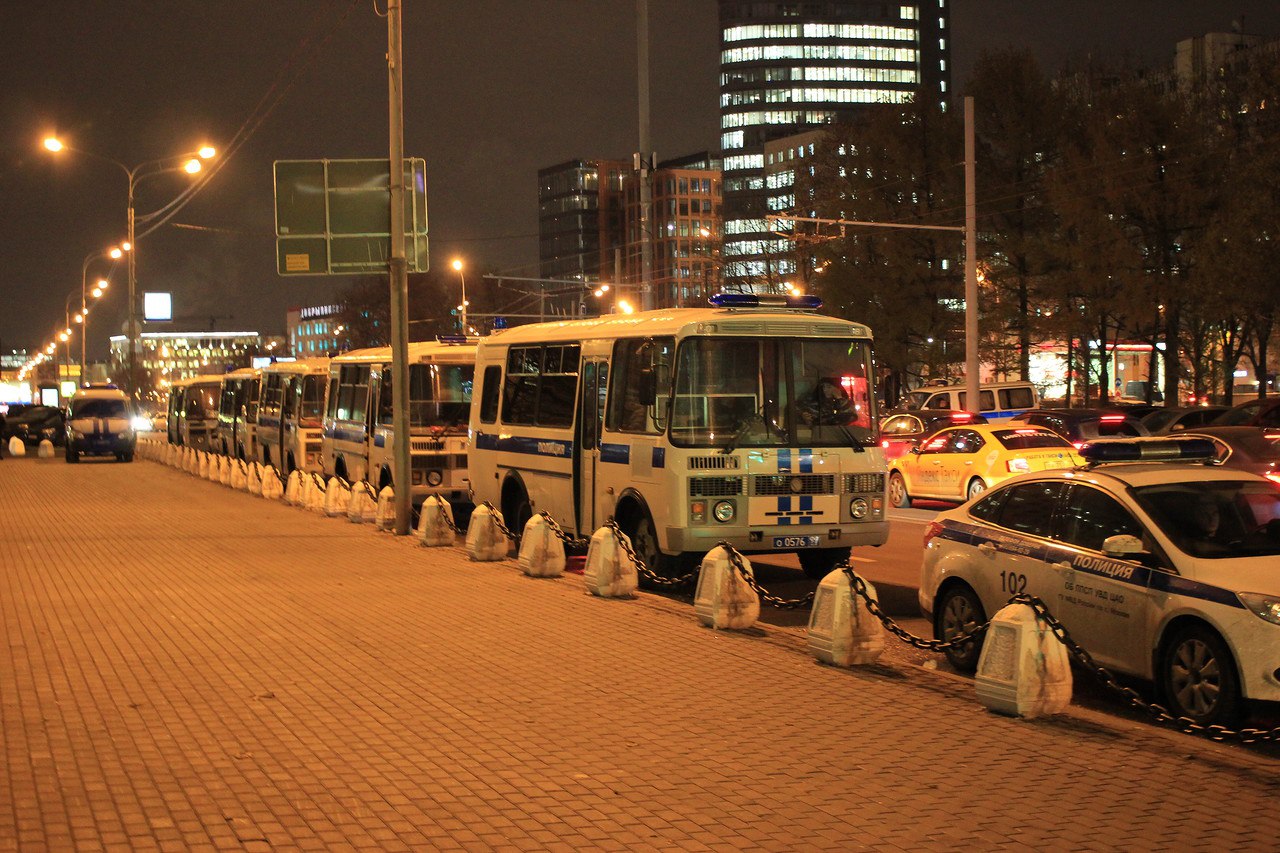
[1100, 414, 1125, 423]
[952, 412, 973, 422]
[923, 521, 944, 548]
[1266, 472, 1280, 485]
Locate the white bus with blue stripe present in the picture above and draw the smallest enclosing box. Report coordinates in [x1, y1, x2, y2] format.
[321, 339, 475, 504]
[468, 295, 888, 579]
[256, 358, 329, 476]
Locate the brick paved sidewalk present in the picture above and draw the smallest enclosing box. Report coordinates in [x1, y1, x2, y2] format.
[1, 453, 1276, 851]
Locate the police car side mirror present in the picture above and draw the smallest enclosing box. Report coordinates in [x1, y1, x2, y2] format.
[1101, 534, 1146, 559]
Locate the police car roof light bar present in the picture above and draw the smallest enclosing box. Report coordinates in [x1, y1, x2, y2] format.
[1079, 437, 1218, 466]
[708, 293, 824, 311]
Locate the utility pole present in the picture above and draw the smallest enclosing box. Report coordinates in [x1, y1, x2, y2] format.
[964, 96, 979, 415]
[386, 0, 412, 535]
[637, 0, 654, 310]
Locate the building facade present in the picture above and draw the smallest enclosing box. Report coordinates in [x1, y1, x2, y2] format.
[109, 331, 260, 398]
[718, 0, 951, 288]
[287, 304, 342, 357]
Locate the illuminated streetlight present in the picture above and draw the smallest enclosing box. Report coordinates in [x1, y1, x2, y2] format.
[43, 136, 63, 152]
[450, 258, 468, 333]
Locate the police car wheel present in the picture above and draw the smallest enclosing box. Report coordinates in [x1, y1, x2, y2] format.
[888, 472, 911, 508]
[936, 584, 985, 672]
[1159, 624, 1242, 726]
[966, 478, 986, 501]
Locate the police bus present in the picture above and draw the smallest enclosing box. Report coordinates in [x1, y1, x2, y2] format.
[467, 294, 888, 578]
[165, 373, 224, 451]
[257, 358, 329, 476]
[216, 366, 261, 460]
[321, 339, 475, 505]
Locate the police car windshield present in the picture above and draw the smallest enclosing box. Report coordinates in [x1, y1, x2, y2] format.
[992, 429, 1069, 450]
[1132, 481, 1280, 559]
[71, 399, 128, 419]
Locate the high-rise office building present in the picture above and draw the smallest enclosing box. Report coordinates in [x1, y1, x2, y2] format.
[718, 0, 951, 287]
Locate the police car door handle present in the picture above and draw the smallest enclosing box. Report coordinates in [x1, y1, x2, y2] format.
[977, 542, 996, 556]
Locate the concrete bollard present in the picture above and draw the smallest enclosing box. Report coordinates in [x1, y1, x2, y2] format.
[416, 496, 456, 546]
[375, 486, 396, 531]
[464, 503, 510, 561]
[807, 569, 884, 666]
[260, 466, 284, 500]
[518, 513, 566, 578]
[284, 469, 304, 505]
[230, 460, 247, 490]
[694, 546, 760, 630]
[324, 477, 352, 517]
[582, 525, 638, 598]
[198, 452, 211, 480]
[8, 436, 26, 457]
[219, 456, 233, 486]
[306, 473, 328, 513]
[346, 482, 378, 523]
[37, 439, 55, 459]
[975, 602, 1072, 719]
[246, 462, 263, 495]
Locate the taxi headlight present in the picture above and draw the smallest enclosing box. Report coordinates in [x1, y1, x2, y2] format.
[849, 497, 869, 519]
[713, 500, 735, 523]
[1238, 592, 1280, 626]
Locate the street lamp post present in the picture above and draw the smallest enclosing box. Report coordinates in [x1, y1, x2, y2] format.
[44, 137, 215, 402]
[451, 258, 468, 333]
[80, 246, 123, 384]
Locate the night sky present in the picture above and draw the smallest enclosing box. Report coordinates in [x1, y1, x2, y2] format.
[3, 0, 1279, 359]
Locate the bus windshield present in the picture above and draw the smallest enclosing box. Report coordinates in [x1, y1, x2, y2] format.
[407, 364, 473, 430]
[670, 337, 876, 448]
[298, 375, 326, 427]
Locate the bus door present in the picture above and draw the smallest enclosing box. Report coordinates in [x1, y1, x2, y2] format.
[280, 375, 300, 470]
[574, 359, 609, 536]
[367, 366, 386, 482]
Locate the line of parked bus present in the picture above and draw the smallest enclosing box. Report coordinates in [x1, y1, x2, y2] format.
[162, 296, 890, 579]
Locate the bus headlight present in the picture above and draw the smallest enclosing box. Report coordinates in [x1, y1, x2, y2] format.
[713, 500, 735, 523]
[849, 497, 869, 519]
[426, 470, 443, 487]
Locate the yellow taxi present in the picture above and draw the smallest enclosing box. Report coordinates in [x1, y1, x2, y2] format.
[888, 423, 1083, 506]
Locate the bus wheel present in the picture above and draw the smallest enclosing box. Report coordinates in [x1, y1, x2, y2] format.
[502, 483, 532, 547]
[797, 546, 851, 580]
[628, 511, 693, 585]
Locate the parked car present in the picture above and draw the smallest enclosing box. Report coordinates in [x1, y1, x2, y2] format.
[1179, 427, 1280, 484]
[900, 381, 1038, 422]
[878, 410, 987, 462]
[2, 405, 66, 447]
[920, 437, 1280, 726]
[1142, 405, 1229, 435]
[1211, 397, 1280, 428]
[888, 423, 1081, 506]
[1010, 408, 1149, 447]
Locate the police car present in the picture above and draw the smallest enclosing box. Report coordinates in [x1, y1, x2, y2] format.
[919, 438, 1280, 726]
[65, 385, 137, 463]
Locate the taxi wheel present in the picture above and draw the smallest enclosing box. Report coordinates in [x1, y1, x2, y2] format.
[936, 584, 986, 672]
[1159, 624, 1243, 726]
[888, 472, 911, 508]
[966, 478, 986, 501]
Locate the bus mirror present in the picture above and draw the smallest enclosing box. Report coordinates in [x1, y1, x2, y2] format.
[637, 367, 657, 406]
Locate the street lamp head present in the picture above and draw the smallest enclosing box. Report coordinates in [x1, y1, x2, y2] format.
[451, 258, 463, 272]
[59, 332, 69, 342]
[184, 159, 202, 175]
[74, 313, 83, 324]
[198, 146, 216, 160]
[43, 136, 64, 152]
[119, 242, 131, 252]
[97, 279, 109, 289]
[110, 248, 123, 259]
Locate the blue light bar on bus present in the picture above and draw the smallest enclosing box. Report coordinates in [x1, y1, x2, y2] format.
[1079, 438, 1218, 464]
[434, 335, 473, 344]
[708, 293, 824, 310]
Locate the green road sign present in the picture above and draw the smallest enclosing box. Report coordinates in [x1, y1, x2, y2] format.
[274, 158, 429, 275]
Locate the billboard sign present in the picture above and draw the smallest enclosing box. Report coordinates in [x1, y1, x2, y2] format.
[143, 292, 172, 322]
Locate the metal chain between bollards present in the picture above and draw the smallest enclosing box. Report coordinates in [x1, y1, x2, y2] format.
[479, 501, 518, 541]
[842, 564, 990, 652]
[1008, 594, 1280, 745]
[537, 511, 591, 549]
[426, 494, 464, 535]
[719, 541, 814, 609]
[605, 519, 699, 588]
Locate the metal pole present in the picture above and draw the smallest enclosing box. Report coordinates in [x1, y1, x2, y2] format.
[80, 262, 89, 384]
[964, 96, 980, 414]
[459, 268, 468, 333]
[637, 0, 653, 310]
[386, 0, 412, 535]
[127, 182, 138, 403]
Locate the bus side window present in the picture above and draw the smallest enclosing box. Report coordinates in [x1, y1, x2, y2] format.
[607, 337, 672, 434]
[325, 376, 338, 419]
[479, 365, 501, 423]
[376, 367, 393, 425]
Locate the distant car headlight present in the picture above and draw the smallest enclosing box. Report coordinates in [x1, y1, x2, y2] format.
[131, 416, 153, 431]
[1238, 592, 1280, 626]
[713, 500, 735, 523]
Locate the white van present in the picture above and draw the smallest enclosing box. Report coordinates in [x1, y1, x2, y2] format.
[65, 385, 136, 463]
[902, 381, 1039, 422]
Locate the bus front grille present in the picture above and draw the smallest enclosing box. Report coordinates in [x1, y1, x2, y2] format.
[689, 477, 744, 497]
[844, 473, 886, 494]
[752, 474, 836, 496]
